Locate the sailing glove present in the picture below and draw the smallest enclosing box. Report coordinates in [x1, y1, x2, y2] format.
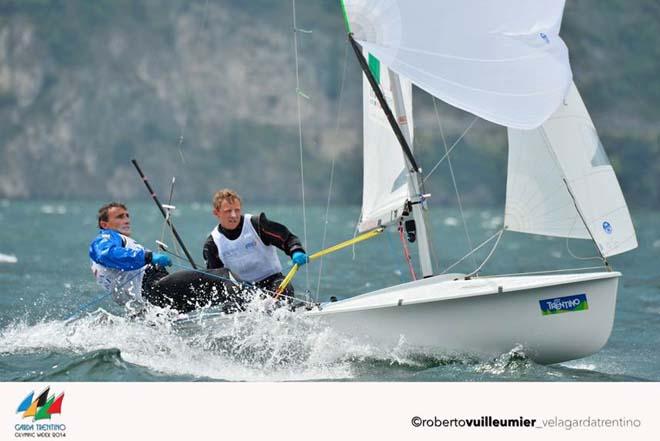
[292, 251, 309, 266]
[151, 253, 172, 267]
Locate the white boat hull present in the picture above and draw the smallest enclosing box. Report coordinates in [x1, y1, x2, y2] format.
[175, 272, 619, 365]
[311, 272, 619, 364]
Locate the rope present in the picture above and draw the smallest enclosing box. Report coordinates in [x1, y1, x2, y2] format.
[65, 270, 144, 322]
[564, 215, 602, 261]
[398, 223, 417, 280]
[465, 228, 505, 278]
[441, 228, 504, 275]
[292, 0, 310, 291]
[315, 41, 349, 300]
[431, 98, 477, 268]
[565, 238, 603, 261]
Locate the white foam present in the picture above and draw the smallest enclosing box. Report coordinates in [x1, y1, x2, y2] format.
[40, 205, 67, 215]
[0, 253, 17, 264]
[0, 299, 390, 381]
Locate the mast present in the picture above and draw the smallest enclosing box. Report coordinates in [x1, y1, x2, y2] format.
[348, 34, 419, 173]
[389, 71, 434, 278]
[348, 33, 434, 277]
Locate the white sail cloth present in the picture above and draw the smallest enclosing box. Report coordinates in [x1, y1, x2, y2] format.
[505, 83, 637, 257]
[343, 0, 572, 129]
[358, 56, 413, 233]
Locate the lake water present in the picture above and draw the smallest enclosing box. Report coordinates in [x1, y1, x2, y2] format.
[1, 200, 658, 381]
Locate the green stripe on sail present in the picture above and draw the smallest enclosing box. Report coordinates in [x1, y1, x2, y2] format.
[368, 54, 381, 85]
[339, 0, 351, 33]
[34, 396, 55, 421]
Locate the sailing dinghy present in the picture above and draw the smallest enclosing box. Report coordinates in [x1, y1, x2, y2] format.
[177, 0, 637, 365]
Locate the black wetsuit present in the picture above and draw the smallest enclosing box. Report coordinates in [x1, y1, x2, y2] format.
[141, 265, 245, 313]
[203, 212, 304, 296]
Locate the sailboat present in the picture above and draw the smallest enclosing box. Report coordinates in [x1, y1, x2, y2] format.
[178, 0, 637, 365]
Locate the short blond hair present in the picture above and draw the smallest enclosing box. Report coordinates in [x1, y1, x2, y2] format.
[213, 189, 241, 209]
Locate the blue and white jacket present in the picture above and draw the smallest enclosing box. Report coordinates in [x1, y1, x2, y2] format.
[89, 229, 153, 305]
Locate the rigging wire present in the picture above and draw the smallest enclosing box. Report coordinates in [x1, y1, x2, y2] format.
[484, 265, 608, 278]
[292, 0, 310, 291]
[441, 228, 504, 275]
[172, 0, 211, 169]
[465, 228, 505, 278]
[423, 114, 478, 183]
[315, 41, 350, 300]
[159, 177, 182, 258]
[431, 98, 478, 268]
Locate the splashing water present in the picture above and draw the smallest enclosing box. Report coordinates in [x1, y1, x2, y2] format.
[1, 296, 431, 381]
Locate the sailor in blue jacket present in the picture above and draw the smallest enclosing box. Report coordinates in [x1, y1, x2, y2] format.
[89, 202, 172, 308]
[90, 202, 243, 313]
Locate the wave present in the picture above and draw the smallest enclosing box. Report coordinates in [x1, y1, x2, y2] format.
[0, 300, 646, 381]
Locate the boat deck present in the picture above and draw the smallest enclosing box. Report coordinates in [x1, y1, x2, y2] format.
[315, 271, 620, 314]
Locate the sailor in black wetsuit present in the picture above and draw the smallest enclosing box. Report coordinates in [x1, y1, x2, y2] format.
[203, 189, 309, 298]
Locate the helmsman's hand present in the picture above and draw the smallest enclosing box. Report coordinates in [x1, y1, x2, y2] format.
[151, 253, 172, 267]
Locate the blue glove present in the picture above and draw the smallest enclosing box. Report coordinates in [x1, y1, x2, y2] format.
[292, 251, 309, 266]
[151, 253, 172, 267]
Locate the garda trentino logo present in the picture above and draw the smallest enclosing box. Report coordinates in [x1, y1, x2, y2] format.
[539, 294, 589, 316]
[16, 387, 64, 421]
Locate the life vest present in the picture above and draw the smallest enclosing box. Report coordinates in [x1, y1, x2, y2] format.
[90, 233, 146, 305]
[210, 214, 282, 283]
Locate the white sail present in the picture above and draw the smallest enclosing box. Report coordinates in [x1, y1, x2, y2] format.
[358, 54, 413, 233]
[505, 83, 637, 257]
[343, 0, 572, 129]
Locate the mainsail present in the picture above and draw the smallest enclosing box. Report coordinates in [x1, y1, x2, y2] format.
[343, 0, 572, 129]
[358, 54, 413, 233]
[505, 83, 638, 257]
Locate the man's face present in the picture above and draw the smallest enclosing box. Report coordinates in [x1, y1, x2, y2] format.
[213, 199, 242, 231]
[100, 206, 132, 236]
